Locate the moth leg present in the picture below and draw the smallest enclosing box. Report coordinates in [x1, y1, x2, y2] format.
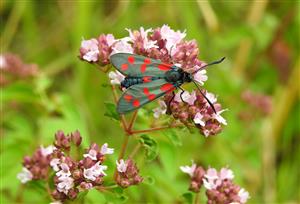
[166, 91, 175, 114]
[178, 87, 187, 103]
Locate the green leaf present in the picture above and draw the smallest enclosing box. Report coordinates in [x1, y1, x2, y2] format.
[182, 192, 193, 204]
[104, 102, 120, 121]
[163, 129, 182, 146]
[139, 134, 158, 161]
[143, 175, 155, 185]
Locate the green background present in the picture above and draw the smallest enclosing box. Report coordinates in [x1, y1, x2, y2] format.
[1, 1, 299, 203]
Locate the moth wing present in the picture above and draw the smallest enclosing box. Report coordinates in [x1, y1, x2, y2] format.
[117, 79, 178, 114]
[110, 53, 174, 77]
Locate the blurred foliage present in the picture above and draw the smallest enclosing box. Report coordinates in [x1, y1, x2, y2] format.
[0, 0, 299, 204]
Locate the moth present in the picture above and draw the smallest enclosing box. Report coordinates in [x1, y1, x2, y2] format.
[110, 53, 224, 114]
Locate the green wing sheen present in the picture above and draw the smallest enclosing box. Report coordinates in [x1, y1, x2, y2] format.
[117, 79, 177, 114]
[110, 53, 173, 77]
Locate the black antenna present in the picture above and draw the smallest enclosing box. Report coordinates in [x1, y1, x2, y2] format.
[192, 81, 217, 114]
[192, 57, 225, 74]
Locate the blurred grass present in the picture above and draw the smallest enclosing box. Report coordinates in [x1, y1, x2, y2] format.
[1, 0, 299, 204]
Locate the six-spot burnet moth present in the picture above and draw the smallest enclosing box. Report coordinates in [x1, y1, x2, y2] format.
[110, 53, 225, 114]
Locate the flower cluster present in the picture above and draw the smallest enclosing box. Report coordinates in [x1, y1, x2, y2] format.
[0, 53, 38, 86]
[163, 90, 227, 136]
[79, 25, 227, 137]
[241, 89, 272, 115]
[115, 159, 143, 188]
[17, 130, 114, 203]
[180, 162, 250, 204]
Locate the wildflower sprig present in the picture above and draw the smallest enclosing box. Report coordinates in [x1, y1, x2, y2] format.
[17, 130, 143, 203]
[180, 162, 250, 204]
[79, 25, 227, 137]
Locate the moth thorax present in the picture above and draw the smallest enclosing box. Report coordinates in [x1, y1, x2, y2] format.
[165, 70, 181, 82]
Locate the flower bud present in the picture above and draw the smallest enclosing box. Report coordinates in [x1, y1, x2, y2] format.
[71, 130, 82, 146]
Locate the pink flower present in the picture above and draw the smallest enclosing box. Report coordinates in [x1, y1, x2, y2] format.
[219, 167, 234, 180]
[193, 69, 208, 85]
[153, 100, 167, 118]
[108, 71, 125, 85]
[0, 55, 7, 68]
[193, 112, 205, 127]
[206, 92, 217, 104]
[83, 162, 107, 181]
[80, 39, 99, 62]
[57, 176, 74, 195]
[56, 163, 71, 178]
[174, 90, 196, 105]
[17, 167, 33, 183]
[238, 188, 250, 203]
[111, 38, 133, 55]
[180, 161, 197, 177]
[105, 34, 116, 47]
[100, 143, 114, 155]
[116, 159, 128, 173]
[83, 149, 97, 160]
[40, 145, 56, 157]
[50, 158, 61, 171]
[213, 109, 228, 125]
[160, 25, 186, 56]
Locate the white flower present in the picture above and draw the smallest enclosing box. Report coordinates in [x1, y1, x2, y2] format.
[160, 24, 186, 56]
[111, 39, 133, 55]
[180, 161, 196, 177]
[108, 71, 125, 85]
[219, 167, 234, 180]
[153, 100, 167, 118]
[238, 188, 250, 203]
[193, 112, 205, 126]
[40, 145, 56, 157]
[56, 163, 71, 178]
[83, 162, 107, 181]
[116, 159, 128, 173]
[106, 34, 116, 47]
[203, 178, 219, 190]
[100, 143, 114, 155]
[17, 167, 33, 183]
[83, 149, 97, 160]
[80, 38, 99, 62]
[174, 90, 197, 105]
[212, 109, 228, 125]
[57, 176, 74, 195]
[0, 55, 7, 69]
[50, 158, 60, 172]
[193, 69, 208, 85]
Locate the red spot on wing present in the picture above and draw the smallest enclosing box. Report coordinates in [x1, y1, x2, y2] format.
[124, 94, 133, 102]
[140, 64, 147, 73]
[121, 64, 128, 71]
[160, 83, 174, 92]
[148, 94, 156, 100]
[128, 56, 135, 64]
[158, 64, 172, 71]
[144, 58, 151, 64]
[143, 76, 152, 83]
[143, 88, 150, 95]
[132, 99, 140, 107]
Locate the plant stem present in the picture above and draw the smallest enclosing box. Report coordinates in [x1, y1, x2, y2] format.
[127, 110, 138, 132]
[111, 85, 128, 130]
[129, 123, 184, 135]
[194, 192, 200, 204]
